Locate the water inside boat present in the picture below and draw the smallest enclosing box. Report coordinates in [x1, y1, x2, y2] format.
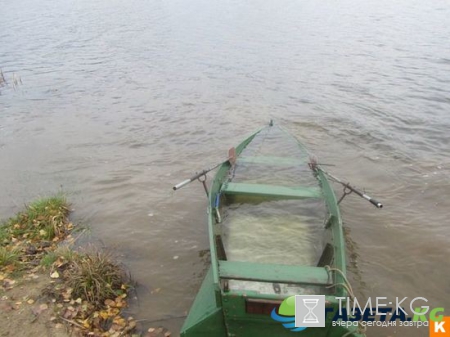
[220, 126, 330, 295]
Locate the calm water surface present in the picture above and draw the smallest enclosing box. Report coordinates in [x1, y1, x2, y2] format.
[1, 0, 450, 335]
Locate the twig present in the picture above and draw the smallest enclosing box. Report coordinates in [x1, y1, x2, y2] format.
[59, 316, 86, 330]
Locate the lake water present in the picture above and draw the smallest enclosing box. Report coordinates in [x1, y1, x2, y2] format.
[1, 0, 450, 335]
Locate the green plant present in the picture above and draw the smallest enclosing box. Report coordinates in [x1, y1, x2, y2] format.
[4, 194, 70, 241]
[66, 251, 125, 307]
[0, 247, 20, 267]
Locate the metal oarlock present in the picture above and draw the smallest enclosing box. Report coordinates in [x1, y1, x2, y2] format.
[198, 174, 209, 197]
[338, 185, 353, 205]
[173, 147, 237, 192]
[309, 156, 383, 209]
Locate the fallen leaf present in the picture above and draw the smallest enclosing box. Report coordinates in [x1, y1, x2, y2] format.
[81, 318, 90, 329]
[112, 316, 126, 326]
[109, 331, 121, 337]
[55, 257, 66, 268]
[99, 310, 109, 320]
[104, 299, 115, 307]
[107, 307, 120, 316]
[63, 309, 74, 319]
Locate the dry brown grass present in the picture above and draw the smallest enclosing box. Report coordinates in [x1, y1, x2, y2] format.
[66, 250, 126, 307]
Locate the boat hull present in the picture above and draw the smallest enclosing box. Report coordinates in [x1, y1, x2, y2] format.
[180, 124, 364, 337]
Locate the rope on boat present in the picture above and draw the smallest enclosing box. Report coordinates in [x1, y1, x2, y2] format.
[325, 266, 367, 337]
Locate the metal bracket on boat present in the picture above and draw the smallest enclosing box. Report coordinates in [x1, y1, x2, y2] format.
[222, 279, 229, 293]
[337, 185, 353, 205]
[214, 209, 222, 223]
[198, 174, 209, 197]
[335, 180, 383, 208]
[272, 283, 281, 294]
[324, 215, 333, 229]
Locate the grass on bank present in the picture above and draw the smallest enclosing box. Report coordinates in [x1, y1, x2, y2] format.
[0, 195, 136, 336]
[41, 247, 127, 308]
[68, 250, 125, 305]
[0, 195, 70, 244]
[0, 195, 71, 276]
[0, 246, 20, 267]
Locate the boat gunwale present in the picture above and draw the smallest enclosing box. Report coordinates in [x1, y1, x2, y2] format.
[207, 127, 265, 285]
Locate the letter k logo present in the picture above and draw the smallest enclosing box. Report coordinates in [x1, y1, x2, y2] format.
[430, 317, 450, 336]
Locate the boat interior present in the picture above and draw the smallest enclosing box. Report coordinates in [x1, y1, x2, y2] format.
[212, 126, 338, 297]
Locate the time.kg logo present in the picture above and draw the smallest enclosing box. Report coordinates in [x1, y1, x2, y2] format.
[295, 295, 326, 328]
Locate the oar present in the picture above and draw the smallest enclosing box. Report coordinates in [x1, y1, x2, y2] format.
[173, 148, 236, 191]
[319, 167, 383, 209]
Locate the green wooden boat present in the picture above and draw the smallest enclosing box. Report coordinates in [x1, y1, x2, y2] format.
[180, 123, 365, 337]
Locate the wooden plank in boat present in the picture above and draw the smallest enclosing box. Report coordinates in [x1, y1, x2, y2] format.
[222, 183, 322, 199]
[219, 260, 331, 286]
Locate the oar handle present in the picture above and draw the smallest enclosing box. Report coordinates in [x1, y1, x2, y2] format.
[173, 179, 191, 191]
[315, 166, 383, 209]
[173, 147, 237, 192]
[363, 194, 383, 209]
[345, 183, 383, 209]
[173, 170, 208, 190]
